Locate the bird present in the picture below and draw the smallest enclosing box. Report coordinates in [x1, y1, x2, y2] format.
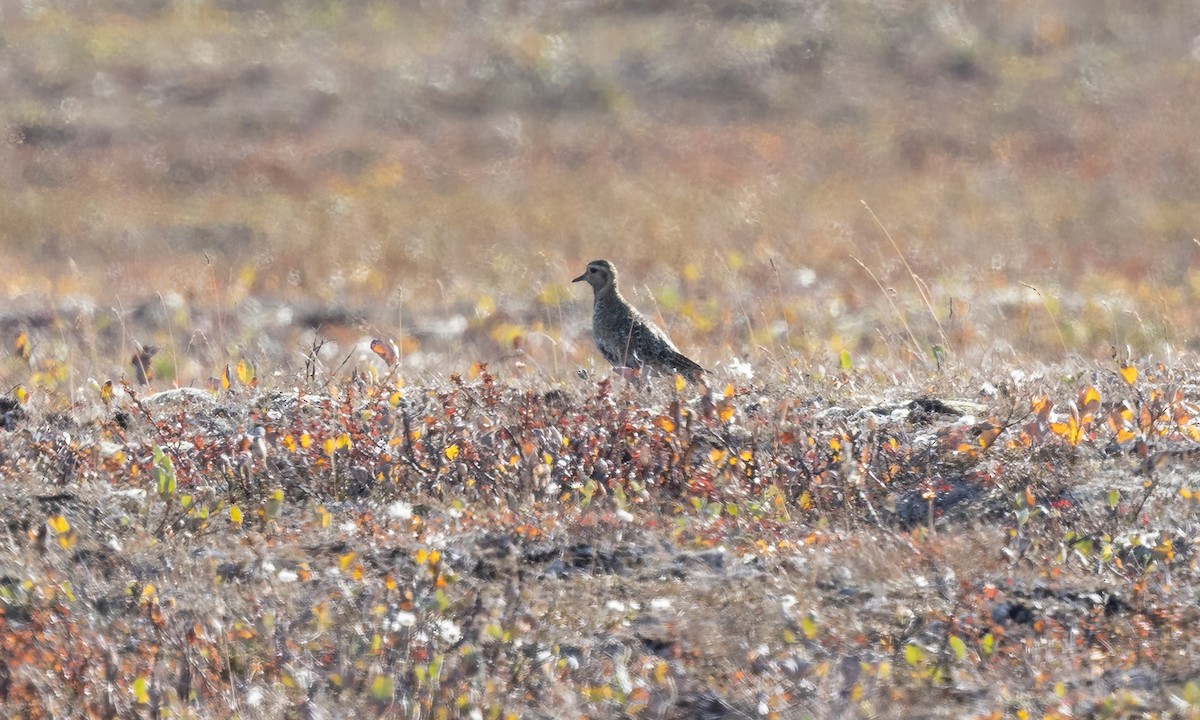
[572, 259, 706, 382]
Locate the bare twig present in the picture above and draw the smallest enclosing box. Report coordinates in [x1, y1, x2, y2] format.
[863, 201, 951, 354]
[850, 254, 927, 365]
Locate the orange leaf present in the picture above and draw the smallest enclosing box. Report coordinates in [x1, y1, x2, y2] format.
[371, 339, 398, 365]
[978, 425, 1002, 450]
[1119, 363, 1138, 385]
[1031, 395, 1053, 423]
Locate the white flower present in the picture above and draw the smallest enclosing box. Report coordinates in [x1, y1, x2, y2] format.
[437, 619, 462, 643]
[390, 612, 417, 630]
[727, 357, 754, 380]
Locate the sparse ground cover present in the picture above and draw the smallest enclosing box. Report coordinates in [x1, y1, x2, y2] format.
[3, 0, 1200, 718]
[2, 357, 1200, 718]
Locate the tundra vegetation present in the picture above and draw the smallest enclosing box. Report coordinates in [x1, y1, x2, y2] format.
[2, 1, 1199, 718]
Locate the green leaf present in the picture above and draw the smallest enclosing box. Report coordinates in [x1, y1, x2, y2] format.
[1107, 489, 1120, 509]
[982, 633, 995, 656]
[613, 483, 627, 512]
[839, 349, 853, 371]
[132, 675, 150, 704]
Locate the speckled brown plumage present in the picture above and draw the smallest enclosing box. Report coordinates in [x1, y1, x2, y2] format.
[573, 259, 705, 381]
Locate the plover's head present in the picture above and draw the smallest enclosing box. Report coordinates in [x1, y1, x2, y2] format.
[572, 259, 617, 293]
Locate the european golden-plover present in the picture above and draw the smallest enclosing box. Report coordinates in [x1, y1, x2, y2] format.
[573, 259, 705, 381]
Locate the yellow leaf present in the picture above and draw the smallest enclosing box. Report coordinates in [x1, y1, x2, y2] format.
[1119, 363, 1138, 385]
[265, 488, 284, 521]
[14, 385, 27, 404]
[723, 384, 735, 399]
[801, 614, 818, 639]
[798, 491, 814, 511]
[718, 403, 735, 422]
[58, 581, 76, 602]
[229, 506, 243, 524]
[132, 676, 150, 704]
[48, 515, 70, 534]
[300, 433, 312, 449]
[429, 550, 441, 565]
[655, 416, 676, 433]
[1050, 415, 1084, 446]
[57, 532, 77, 550]
[100, 380, 114, 405]
[904, 643, 924, 665]
[445, 444, 460, 461]
[15, 331, 30, 360]
[414, 548, 429, 565]
[323, 438, 336, 456]
[339, 551, 357, 570]
[336, 433, 352, 450]
[674, 374, 686, 393]
[236, 359, 255, 386]
[283, 434, 297, 452]
[654, 660, 669, 684]
[221, 365, 231, 390]
[369, 675, 394, 701]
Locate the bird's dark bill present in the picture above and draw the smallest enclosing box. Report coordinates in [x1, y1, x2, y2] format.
[571, 272, 587, 282]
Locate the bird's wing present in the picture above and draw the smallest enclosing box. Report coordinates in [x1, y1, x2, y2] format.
[595, 334, 632, 368]
[663, 348, 706, 375]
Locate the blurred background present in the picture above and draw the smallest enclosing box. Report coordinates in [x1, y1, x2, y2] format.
[2, 0, 1199, 384]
